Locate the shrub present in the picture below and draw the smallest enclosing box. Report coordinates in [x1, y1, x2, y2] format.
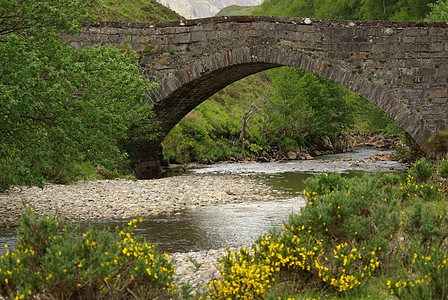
[208, 169, 448, 299]
[438, 158, 448, 178]
[423, 131, 448, 159]
[409, 157, 434, 182]
[0, 208, 175, 299]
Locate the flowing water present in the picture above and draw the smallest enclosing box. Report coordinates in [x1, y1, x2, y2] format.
[0, 148, 407, 255]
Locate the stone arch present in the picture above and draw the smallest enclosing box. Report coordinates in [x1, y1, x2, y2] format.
[150, 45, 431, 146]
[65, 18, 448, 177]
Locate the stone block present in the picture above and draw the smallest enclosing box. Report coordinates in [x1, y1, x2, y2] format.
[430, 89, 447, 99]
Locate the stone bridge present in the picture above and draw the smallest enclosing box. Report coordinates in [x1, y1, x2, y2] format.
[65, 16, 448, 178]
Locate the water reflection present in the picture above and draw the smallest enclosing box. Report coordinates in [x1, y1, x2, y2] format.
[0, 227, 17, 256]
[186, 198, 305, 251]
[262, 170, 372, 197]
[87, 198, 305, 253]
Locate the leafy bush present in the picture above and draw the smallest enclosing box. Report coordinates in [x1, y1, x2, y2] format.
[208, 167, 448, 299]
[438, 158, 448, 178]
[0, 0, 158, 190]
[0, 209, 175, 299]
[423, 131, 448, 159]
[409, 157, 434, 182]
[387, 245, 448, 299]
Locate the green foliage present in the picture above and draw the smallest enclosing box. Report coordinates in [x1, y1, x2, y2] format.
[207, 164, 448, 299]
[347, 91, 404, 137]
[253, 0, 436, 21]
[425, 0, 448, 21]
[408, 157, 434, 182]
[215, 5, 260, 16]
[0, 208, 175, 299]
[423, 131, 448, 159]
[162, 66, 404, 165]
[265, 67, 355, 144]
[300, 172, 401, 256]
[387, 246, 448, 299]
[0, 0, 157, 190]
[90, 0, 184, 22]
[0, 0, 90, 36]
[438, 159, 448, 178]
[162, 75, 270, 164]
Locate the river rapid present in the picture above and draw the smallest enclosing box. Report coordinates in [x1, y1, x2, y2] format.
[0, 148, 406, 256]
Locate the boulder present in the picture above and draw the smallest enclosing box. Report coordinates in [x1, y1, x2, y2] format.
[321, 135, 334, 149]
[287, 151, 298, 160]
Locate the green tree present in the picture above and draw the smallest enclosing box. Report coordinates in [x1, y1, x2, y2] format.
[0, 0, 156, 190]
[252, 0, 315, 18]
[425, 0, 448, 21]
[357, 0, 436, 21]
[313, 0, 360, 20]
[253, 0, 435, 21]
[264, 67, 354, 146]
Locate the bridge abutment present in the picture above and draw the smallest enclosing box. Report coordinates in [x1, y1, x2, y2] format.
[130, 141, 163, 179]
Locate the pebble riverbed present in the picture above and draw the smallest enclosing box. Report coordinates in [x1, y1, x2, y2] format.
[0, 174, 284, 293]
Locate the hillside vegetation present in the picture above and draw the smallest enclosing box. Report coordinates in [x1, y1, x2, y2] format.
[89, 0, 184, 22]
[0, 0, 182, 190]
[162, 66, 404, 165]
[90, 0, 184, 22]
[253, 0, 437, 21]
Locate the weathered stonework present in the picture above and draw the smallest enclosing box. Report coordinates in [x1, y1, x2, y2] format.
[64, 16, 448, 178]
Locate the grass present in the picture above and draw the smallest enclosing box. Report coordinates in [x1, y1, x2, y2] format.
[162, 74, 273, 164]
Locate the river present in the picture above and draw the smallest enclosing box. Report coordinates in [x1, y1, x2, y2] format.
[0, 148, 406, 255]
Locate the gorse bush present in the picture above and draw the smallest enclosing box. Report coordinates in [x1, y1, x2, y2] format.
[0, 209, 175, 299]
[438, 158, 448, 178]
[409, 157, 434, 182]
[389, 246, 448, 299]
[208, 166, 448, 299]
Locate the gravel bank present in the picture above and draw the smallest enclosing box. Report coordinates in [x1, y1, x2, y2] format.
[0, 174, 285, 295]
[0, 174, 280, 228]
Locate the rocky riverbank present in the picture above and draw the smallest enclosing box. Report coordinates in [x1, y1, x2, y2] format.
[0, 174, 283, 295]
[165, 131, 402, 173]
[0, 174, 282, 228]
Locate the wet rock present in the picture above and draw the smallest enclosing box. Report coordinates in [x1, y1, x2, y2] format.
[304, 153, 314, 160]
[321, 135, 334, 150]
[199, 158, 211, 165]
[366, 153, 393, 161]
[335, 131, 356, 152]
[287, 151, 298, 160]
[165, 164, 185, 173]
[313, 150, 322, 156]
